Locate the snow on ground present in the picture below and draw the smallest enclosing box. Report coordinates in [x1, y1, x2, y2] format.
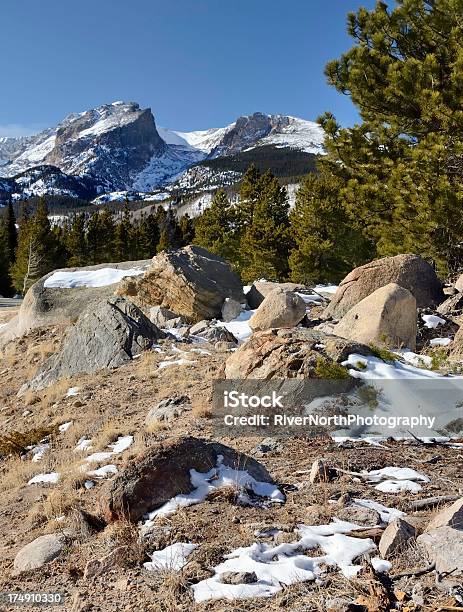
[143, 455, 284, 530]
[430, 337, 452, 346]
[66, 387, 80, 397]
[158, 358, 197, 369]
[58, 421, 73, 433]
[74, 437, 92, 452]
[393, 349, 433, 368]
[86, 464, 118, 479]
[85, 435, 133, 463]
[27, 472, 60, 485]
[375, 480, 422, 493]
[360, 466, 429, 495]
[352, 498, 404, 523]
[30, 444, 50, 462]
[144, 543, 198, 572]
[217, 310, 255, 342]
[44, 268, 144, 289]
[192, 519, 378, 602]
[422, 314, 446, 329]
[313, 284, 338, 295]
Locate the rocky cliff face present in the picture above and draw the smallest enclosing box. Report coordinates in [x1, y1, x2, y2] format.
[45, 103, 166, 188]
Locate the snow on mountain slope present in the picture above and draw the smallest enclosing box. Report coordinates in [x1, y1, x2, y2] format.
[0, 104, 325, 199]
[173, 125, 234, 154]
[255, 116, 325, 154]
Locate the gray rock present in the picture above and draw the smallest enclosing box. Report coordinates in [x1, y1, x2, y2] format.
[437, 293, 463, 316]
[247, 281, 308, 309]
[149, 306, 185, 329]
[379, 518, 416, 558]
[249, 289, 306, 331]
[21, 297, 165, 392]
[336, 505, 381, 528]
[189, 320, 237, 344]
[417, 526, 463, 573]
[455, 273, 463, 293]
[324, 254, 444, 320]
[145, 396, 190, 427]
[14, 534, 65, 572]
[116, 245, 244, 323]
[220, 571, 258, 585]
[221, 298, 244, 323]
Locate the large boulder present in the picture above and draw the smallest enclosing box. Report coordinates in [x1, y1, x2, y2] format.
[14, 534, 65, 573]
[21, 297, 165, 392]
[249, 289, 306, 331]
[99, 436, 278, 522]
[454, 273, 463, 293]
[334, 283, 417, 350]
[116, 246, 244, 323]
[223, 328, 372, 379]
[324, 254, 444, 320]
[246, 281, 308, 309]
[3, 260, 150, 341]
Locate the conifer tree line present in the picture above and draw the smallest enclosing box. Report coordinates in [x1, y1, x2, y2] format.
[0, 199, 194, 296]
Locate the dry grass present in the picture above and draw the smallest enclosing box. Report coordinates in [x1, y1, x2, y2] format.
[93, 422, 122, 450]
[40, 378, 72, 408]
[0, 455, 42, 491]
[191, 396, 212, 419]
[136, 350, 160, 380]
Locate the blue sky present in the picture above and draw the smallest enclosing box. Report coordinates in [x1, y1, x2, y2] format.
[0, 0, 377, 136]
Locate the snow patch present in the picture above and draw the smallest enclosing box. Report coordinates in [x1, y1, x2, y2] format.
[144, 542, 198, 572]
[44, 267, 144, 289]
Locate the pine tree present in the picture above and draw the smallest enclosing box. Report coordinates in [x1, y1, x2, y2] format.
[65, 213, 88, 267]
[10, 198, 57, 293]
[194, 189, 240, 264]
[238, 164, 261, 225]
[156, 205, 182, 252]
[179, 213, 194, 246]
[86, 209, 116, 264]
[239, 171, 292, 282]
[319, 0, 463, 275]
[136, 209, 160, 258]
[115, 201, 132, 261]
[289, 173, 373, 284]
[4, 201, 17, 264]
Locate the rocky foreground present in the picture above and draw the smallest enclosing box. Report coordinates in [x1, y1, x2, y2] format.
[1, 248, 463, 611]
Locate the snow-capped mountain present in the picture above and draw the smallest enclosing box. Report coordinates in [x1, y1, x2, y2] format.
[0, 103, 324, 201]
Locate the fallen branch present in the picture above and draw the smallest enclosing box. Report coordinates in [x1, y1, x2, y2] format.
[409, 495, 460, 511]
[391, 562, 435, 580]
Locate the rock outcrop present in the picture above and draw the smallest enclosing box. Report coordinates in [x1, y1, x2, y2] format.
[116, 246, 244, 323]
[249, 289, 306, 331]
[224, 328, 371, 379]
[379, 518, 416, 558]
[99, 436, 277, 522]
[21, 297, 164, 392]
[334, 283, 417, 350]
[324, 254, 444, 320]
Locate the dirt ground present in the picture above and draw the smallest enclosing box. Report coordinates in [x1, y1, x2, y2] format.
[0, 328, 462, 611]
